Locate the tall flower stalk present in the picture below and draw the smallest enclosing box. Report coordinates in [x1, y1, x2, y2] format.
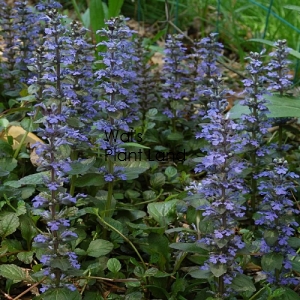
[192, 78, 247, 298]
[161, 34, 188, 132]
[239, 51, 271, 212]
[28, 4, 87, 292]
[255, 158, 299, 286]
[93, 17, 139, 218]
[266, 40, 293, 149]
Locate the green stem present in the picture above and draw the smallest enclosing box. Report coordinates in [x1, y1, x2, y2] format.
[69, 151, 78, 197]
[278, 125, 283, 149]
[13, 130, 29, 159]
[71, 0, 84, 24]
[96, 213, 147, 270]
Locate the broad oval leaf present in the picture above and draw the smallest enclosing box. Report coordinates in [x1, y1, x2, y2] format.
[0, 213, 19, 238]
[86, 239, 114, 257]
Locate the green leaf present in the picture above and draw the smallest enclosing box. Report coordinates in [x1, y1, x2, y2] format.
[146, 108, 158, 118]
[41, 287, 81, 300]
[68, 157, 96, 175]
[74, 174, 105, 187]
[230, 94, 300, 118]
[83, 291, 103, 300]
[209, 263, 227, 277]
[169, 242, 207, 254]
[231, 273, 256, 293]
[116, 160, 150, 180]
[167, 132, 183, 141]
[288, 237, 300, 248]
[81, 8, 90, 28]
[86, 239, 114, 257]
[20, 215, 38, 245]
[188, 269, 212, 279]
[0, 213, 19, 238]
[0, 140, 13, 156]
[0, 158, 17, 174]
[249, 38, 300, 60]
[150, 172, 165, 189]
[0, 264, 31, 282]
[16, 200, 26, 216]
[284, 5, 300, 12]
[0, 118, 9, 130]
[291, 260, 300, 273]
[263, 229, 279, 246]
[122, 142, 150, 149]
[144, 267, 170, 278]
[107, 258, 121, 273]
[4, 171, 49, 188]
[278, 287, 300, 300]
[147, 199, 178, 227]
[108, 0, 124, 18]
[165, 166, 177, 179]
[17, 251, 34, 264]
[90, 0, 105, 44]
[261, 252, 283, 272]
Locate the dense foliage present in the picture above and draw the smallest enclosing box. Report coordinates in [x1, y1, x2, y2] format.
[1, 1, 300, 299]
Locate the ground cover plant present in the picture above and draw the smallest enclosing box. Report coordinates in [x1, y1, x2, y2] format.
[1, 0, 300, 299]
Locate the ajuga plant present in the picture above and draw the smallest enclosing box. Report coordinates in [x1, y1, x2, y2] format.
[239, 50, 272, 212]
[92, 17, 139, 217]
[255, 158, 299, 286]
[190, 79, 248, 298]
[28, 2, 89, 293]
[133, 37, 157, 122]
[0, 1, 20, 95]
[13, 1, 40, 83]
[266, 40, 293, 149]
[161, 34, 189, 132]
[188, 33, 223, 116]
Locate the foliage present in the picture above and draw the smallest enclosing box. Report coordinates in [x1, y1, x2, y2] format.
[0, 0, 300, 299]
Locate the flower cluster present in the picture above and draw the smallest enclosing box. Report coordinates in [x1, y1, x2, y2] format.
[188, 33, 224, 116]
[266, 40, 292, 95]
[161, 34, 189, 124]
[255, 158, 299, 285]
[134, 37, 158, 120]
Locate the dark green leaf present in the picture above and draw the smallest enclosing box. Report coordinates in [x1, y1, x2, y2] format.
[150, 172, 165, 189]
[0, 213, 19, 238]
[209, 263, 227, 277]
[41, 287, 81, 300]
[261, 252, 283, 272]
[188, 269, 212, 279]
[167, 132, 183, 141]
[86, 239, 114, 257]
[68, 157, 96, 175]
[288, 237, 300, 248]
[107, 258, 121, 273]
[231, 273, 256, 293]
[20, 215, 38, 245]
[165, 166, 177, 178]
[117, 160, 150, 180]
[169, 242, 207, 254]
[0, 264, 32, 282]
[17, 251, 34, 264]
[74, 173, 105, 187]
[264, 229, 279, 246]
[148, 199, 178, 227]
[278, 287, 300, 300]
